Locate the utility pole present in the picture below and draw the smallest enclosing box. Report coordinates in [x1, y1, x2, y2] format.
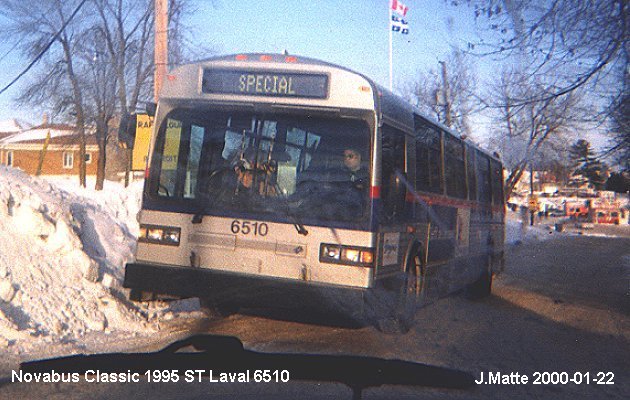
[439, 61, 452, 128]
[154, 0, 168, 102]
[530, 163, 535, 226]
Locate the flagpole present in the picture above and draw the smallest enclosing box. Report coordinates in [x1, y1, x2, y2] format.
[389, 3, 393, 91]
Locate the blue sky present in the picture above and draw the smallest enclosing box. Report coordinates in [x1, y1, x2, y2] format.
[189, 0, 482, 89]
[0, 0, 484, 124]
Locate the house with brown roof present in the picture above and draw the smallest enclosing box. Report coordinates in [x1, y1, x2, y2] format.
[0, 122, 99, 177]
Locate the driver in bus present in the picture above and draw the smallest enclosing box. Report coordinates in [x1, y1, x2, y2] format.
[342, 148, 368, 190]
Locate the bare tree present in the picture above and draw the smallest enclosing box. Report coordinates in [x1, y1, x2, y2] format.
[403, 49, 478, 137]
[465, 1, 628, 170]
[1, 0, 90, 186]
[93, 0, 155, 116]
[92, 0, 155, 188]
[468, 1, 626, 103]
[2, 0, 195, 189]
[489, 68, 581, 198]
[604, 74, 629, 171]
[78, 26, 118, 190]
[93, 0, 196, 186]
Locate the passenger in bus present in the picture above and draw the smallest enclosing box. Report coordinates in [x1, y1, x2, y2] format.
[232, 151, 276, 197]
[206, 148, 274, 207]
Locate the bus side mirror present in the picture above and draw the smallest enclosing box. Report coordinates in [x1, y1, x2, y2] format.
[118, 113, 138, 149]
[146, 102, 157, 117]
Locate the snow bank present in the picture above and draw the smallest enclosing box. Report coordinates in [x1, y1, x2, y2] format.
[0, 166, 198, 354]
[505, 210, 558, 245]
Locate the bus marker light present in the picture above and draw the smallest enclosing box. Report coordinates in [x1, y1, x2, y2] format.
[360, 251, 374, 264]
[285, 56, 298, 63]
[235, 54, 248, 61]
[342, 248, 360, 263]
[260, 55, 272, 61]
[359, 85, 371, 92]
[139, 224, 181, 246]
[162, 229, 181, 244]
[370, 186, 381, 199]
[322, 244, 341, 260]
[147, 228, 162, 241]
[320, 244, 374, 267]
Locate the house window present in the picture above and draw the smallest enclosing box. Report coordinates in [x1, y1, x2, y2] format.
[6, 151, 13, 167]
[85, 153, 92, 164]
[63, 152, 74, 169]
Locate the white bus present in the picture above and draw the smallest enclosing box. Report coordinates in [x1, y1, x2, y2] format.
[123, 53, 505, 333]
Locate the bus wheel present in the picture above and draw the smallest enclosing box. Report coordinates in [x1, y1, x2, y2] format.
[396, 249, 422, 332]
[374, 248, 421, 334]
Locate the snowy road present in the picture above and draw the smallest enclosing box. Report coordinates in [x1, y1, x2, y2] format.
[1, 235, 628, 399]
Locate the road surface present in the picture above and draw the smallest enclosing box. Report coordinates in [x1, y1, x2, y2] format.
[1, 234, 628, 399]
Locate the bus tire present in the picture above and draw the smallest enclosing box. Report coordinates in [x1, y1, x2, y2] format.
[396, 246, 423, 332]
[372, 245, 422, 334]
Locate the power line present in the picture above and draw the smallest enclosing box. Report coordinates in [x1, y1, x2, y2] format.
[0, 0, 89, 97]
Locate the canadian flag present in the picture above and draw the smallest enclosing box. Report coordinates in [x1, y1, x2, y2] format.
[391, 0, 409, 17]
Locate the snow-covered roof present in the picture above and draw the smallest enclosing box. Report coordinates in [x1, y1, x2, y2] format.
[0, 124, 78, 144]
[0, 119, 30, 134]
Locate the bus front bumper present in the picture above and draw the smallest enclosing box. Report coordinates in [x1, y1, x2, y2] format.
[123, 262, 368, 314]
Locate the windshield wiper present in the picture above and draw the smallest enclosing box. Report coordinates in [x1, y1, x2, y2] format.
[294, 220, 309, 236]
[276, 184, 308, 236]
[18, 334, 475, 399]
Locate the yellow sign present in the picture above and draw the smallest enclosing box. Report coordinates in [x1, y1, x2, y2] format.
[161, 119, 182, 170]
[131, 114, 153, 171]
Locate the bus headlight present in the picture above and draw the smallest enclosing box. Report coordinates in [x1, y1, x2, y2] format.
[320, 244, 374, 267]
[139, 224, 181, 246]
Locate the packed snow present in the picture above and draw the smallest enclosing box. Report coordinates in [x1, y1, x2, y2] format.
[0, 166, 200, 358]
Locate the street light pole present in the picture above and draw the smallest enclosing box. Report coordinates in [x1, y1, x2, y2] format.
[530, 162, 535, 226]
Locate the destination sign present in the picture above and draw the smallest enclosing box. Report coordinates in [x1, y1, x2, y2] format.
[202, 69, 328, 98]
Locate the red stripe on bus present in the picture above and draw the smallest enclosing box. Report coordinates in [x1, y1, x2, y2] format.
[411, 192, 505, 213]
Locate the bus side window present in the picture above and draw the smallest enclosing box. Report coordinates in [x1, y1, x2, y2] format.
[491, 159, 504, 205]
[466, 146, 476, 201]
[381, 125, 407, 222]
[413, 116, 443, 194]
[476, 152, 492, 204]
[444, 133, 466, 199]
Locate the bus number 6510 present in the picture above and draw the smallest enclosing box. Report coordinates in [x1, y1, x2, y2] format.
[231, 220, 268, 236]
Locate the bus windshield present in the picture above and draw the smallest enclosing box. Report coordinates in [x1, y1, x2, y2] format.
[148, 108, 372, 226]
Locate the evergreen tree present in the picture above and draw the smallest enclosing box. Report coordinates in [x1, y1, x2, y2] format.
[569, 139, 608, 190]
